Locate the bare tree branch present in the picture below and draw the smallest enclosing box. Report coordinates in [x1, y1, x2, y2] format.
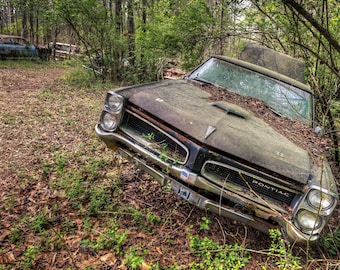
[282, 0, 340, 53]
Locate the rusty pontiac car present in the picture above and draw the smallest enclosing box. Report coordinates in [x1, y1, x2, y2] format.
[95, 45, 338, 245]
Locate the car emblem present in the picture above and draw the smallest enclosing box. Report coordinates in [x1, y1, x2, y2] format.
[205, 125, 216, 139]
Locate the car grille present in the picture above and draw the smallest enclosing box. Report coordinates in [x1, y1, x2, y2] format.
[121, 111, 188, 164]
[202, 161, 296, 205]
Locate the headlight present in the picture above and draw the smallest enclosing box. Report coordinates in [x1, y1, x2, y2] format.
[101, 112, 117, 131]
[296, 209, 322, 231]
[106, 93, 123, 112]
[307, 189, 334, 211]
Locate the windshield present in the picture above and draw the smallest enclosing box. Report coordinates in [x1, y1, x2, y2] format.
[189, 58, 312, 122]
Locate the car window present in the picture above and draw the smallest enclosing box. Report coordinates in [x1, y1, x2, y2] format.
[189, 58, 312, 122]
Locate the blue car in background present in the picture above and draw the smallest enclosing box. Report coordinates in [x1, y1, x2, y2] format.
[0, 35, 37, 59]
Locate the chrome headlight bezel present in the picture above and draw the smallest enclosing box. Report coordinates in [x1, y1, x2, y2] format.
[100, 111, 118, 131]
[295, 209, 322, 233]
[292, 184, 337, 235]
[105, 92, 124, 112]
[99, 92, 125, 132]
[306, 189, 335, 211]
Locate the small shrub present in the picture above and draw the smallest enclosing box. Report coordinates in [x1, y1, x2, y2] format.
[199, 217, 210, 231]
[31, 212, 50, 233]
[20, 246, 40, 269]
[86, 186, 117, 215]
[62, 67, 97, 88]
[124, 247, 145, 269]
[322, 228, 340, 256]
[146, 210, 162, 224]
[81, 221, 128, 255]
[8, 227, 22, 244]
[266, 229, 302, 270]
[188, 234, 250, 270]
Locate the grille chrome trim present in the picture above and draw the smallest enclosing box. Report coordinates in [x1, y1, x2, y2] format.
[202, 160, 298, 205]
[120, 110, 189, 165]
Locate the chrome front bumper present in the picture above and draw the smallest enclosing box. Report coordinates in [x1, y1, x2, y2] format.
[95, 124, 319, 245]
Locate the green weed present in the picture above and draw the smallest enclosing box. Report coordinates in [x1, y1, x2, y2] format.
[80, 221, 128, 255]
[128, 206, 144, 225]
[188, 234, 250, 270]
[124, 247, 145, 269]
[54, 152, 67, 173]
[264, 229, 302, 270]
[20, 245, 40, 269]
[322, 228, 340, 256]
[146, 209, 162, 224]
[8, 226, 22, 244]
[62, 67, 97, 88]
[142, 132, 155, 141]
[4, 192, 15, 210]
[31, 212, 50, 233]
[199, 217, 210, 231]
[87, 186, 117, 215]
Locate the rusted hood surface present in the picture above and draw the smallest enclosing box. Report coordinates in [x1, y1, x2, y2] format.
[127, 80, 312, 184]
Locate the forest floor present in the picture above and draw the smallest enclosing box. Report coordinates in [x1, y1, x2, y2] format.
[0, 61, 339, 269]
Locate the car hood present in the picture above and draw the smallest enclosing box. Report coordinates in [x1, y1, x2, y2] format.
[126, 80, 312, 184]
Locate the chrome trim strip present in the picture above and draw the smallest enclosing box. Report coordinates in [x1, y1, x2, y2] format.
[202, 160, 299, 194]
[95, 124, 183, 179]
[122, 109, 190, 164]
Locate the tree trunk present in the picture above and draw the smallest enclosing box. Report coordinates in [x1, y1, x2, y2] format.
[127, 0, 135, 66]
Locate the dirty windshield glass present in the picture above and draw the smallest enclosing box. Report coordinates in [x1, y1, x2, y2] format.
[189, 58, 312, 122]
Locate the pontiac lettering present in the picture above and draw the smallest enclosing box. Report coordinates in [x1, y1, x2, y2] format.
[251, 179, 291, 198]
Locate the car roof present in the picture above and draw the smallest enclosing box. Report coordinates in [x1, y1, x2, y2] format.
[0, 34, 28, 40]
[49, 42, 79, 47]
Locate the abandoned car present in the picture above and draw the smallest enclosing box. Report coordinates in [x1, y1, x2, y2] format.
[49, 42, 80, 60]
[95, 48, 338, 245]
[0, 35, 37, 59]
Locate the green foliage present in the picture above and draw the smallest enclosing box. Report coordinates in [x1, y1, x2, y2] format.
[142, 132, 155, 141]
[124, 247, 145, 269]
[321, 229, 340, 256]
[30, 212, 50, 233]
[146, 209, 162, 225]
[136, 0, 217, 71]
[87, 186, 117, 215]
[265, 229, 302, 270]
[8, 227, 22, 244]
[47, 146, 120, 215]
[20, 246, 40, 270]
[62, 66, 97, 88]
[188, 234, 250, 270]
[128, 206, 144, 225]
[199, 217, 210, 231]
[80, 221, 128, 255]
